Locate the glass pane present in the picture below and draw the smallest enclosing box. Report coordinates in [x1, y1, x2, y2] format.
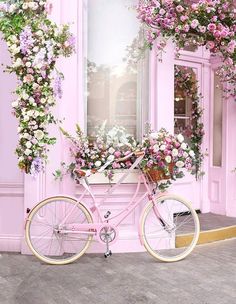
[174, 66, 197, 144]
[86, 0, 147, 139]
[213, 72, 222, 167]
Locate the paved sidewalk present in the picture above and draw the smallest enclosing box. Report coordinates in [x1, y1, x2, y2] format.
[0, 239, 236, 304]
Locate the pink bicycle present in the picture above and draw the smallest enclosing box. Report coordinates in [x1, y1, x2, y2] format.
[25, 152, 200, 265]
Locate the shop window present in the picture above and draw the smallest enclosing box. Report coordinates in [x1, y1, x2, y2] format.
[174, 65, 197, 144]
[86, 0, 148, 139]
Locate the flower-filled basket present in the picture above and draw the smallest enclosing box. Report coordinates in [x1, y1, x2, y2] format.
[57, 124, 195, 191]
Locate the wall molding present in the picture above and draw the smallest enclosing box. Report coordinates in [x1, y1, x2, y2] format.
[0, 234, 22, 252]
[0, 183, 24, 197]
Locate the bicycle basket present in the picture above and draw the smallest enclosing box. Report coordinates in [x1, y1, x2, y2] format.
[145, 163, 174, 183]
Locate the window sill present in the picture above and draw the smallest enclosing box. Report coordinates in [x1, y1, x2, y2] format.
[86, 169, 140, 185]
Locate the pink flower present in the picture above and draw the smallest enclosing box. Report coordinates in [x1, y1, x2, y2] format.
[207, 23, 217, 32]
[114, 151, 121, 158]
[112, 162, 121, 169]
[213, 30, 221, 38]
[206, 41, 215, 50]
[191, 4, 199, 11]
[176, 5, 184, 13]
[211, 16, 218, 22]
[183, 24, 190, 32]
[45, 1, 53, 14]
[199, 26, 206, 33]
[190, 19, 199, 29]
[180, 15, 188, 22]
[125, 161, 132, 168]
[159, 8, 166, 15]
[23, 74, 34, 83]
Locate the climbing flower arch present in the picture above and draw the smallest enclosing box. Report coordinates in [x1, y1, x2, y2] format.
[137, 0, 236, 98]
[0, 0, 75, 174]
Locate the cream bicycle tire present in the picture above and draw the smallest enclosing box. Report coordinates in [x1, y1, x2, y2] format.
[140, 194, 200, 262]
[25, 195, 93, 265]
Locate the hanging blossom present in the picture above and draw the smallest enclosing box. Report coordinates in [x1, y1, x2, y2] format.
[0, 0, 75, 175]
[19, 25, 34, 55]
[53, 72, 63, 99]
[136, 0, 236, 99]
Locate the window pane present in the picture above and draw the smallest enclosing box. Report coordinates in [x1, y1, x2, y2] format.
[86, 0, 147, 139]
[174, 66, 197, 144]
[213, 72, 223, 167]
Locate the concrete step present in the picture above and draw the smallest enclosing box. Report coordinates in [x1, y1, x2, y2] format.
[176, 213, 236, 247]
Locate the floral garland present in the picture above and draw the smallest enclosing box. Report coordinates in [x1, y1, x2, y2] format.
[137, 0, 236, 98]
[0, 0, 75, 174]
[174, 65, 204, 178]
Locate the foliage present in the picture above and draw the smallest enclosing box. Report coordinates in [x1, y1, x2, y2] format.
[174, 65, 205, 178]
[137, 0, 236, 98]
[0, 0, 75, 174]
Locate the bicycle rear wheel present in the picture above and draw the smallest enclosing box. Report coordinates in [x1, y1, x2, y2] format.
[25, 196, 93, 265]
[141, 194, 200, 262]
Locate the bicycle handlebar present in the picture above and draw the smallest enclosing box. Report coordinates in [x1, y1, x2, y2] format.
[116, 151, 145, 163]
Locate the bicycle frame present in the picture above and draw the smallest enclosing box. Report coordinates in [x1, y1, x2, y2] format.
[59, 155, 167, 245]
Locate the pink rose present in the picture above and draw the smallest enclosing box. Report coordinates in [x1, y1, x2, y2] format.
[114, 151, 121, 158]
[191, 4, 199, 10]
[207, 23, 217, 32]
[23, 74, 34, 83]
[176, 5, 184, 13]
[206, 41, 215, 50]
[199, 26, 206, 33]
[159, 8, 166, 15]
[180, 15, 188, 22]
[213, 30, 221, 38]
[183, 24, 190, 32]
[190, 19, 199, 29]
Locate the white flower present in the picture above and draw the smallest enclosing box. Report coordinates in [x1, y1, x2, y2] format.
[183, 152, 188, 158]
[150, 132, 158, 139]
[25, 149, 32, 156]
[153, 144, 159, 153]
[9, 4, 17, 13]
[22, 3, 28, 9]
[33, 46, 39, 53]
[176, 161, 184, 168]
[165, 156, 172, 163]
[36, 30, 43, 37]
[95, 161, 101, 168]
[26, 62, 31, 68]
[9, 44, 20, 55]
[13, 58, 23, 68]
[189, 150, 195, 158]
[9, 35, 18, 43]
[160, 144, 166, 151]
[177, 134, 184, 143]
[108, 147, 115, 154]
[108, 155, 115, 162]
[34, 130, 44, 140]
[22, 91, 29, 100]
[12, 101, 18, 108]
[29, 97, 35, 103]
[23, 115, 29, 122]
[181, 143, 187, 150]
[26, 141, 32, 149]
[172, 148, 178, 157]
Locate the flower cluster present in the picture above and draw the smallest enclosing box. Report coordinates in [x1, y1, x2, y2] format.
[137, 0, 236, 98]
[140, 127, 195, 189]
[56, 124, 194, 190]
[175, 66, 205, 178]
[57, 124, 138, 182]
[0, 0, 75, 173]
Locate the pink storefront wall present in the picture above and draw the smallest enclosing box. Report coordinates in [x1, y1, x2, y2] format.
[0, 0, 236, 254]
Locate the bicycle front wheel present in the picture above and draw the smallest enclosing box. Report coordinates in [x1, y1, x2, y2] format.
[141, 194, 200, 262]
[25, 196, 93, 265]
